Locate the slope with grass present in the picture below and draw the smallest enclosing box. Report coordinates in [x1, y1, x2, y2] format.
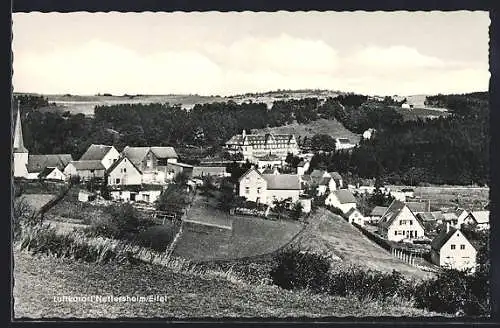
[291, 208, 432, 280]
[13, 250, 443, 318]
[252, 118, 361, 143]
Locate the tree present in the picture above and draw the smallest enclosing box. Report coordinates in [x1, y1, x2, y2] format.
[290, 202, 303, 220]
[156, 184, 190, 216]
[310, 134, 336, 152]
[273, 198, 292, 219]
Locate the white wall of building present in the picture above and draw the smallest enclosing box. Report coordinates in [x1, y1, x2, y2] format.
[101, 147, 120, 170]
[385, 206, 425, 242]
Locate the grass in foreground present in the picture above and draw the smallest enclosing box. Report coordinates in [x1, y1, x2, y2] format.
[13, 250, 445, 319]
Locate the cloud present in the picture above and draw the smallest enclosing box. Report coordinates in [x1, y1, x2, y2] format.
[12, 38, 488, 97]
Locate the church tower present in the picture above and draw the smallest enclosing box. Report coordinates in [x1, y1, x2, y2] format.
[13, 101, 28, 178]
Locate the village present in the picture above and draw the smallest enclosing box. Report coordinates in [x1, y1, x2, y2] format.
[12, 100, 489, 274]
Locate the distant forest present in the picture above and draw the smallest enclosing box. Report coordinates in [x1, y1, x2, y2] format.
[12, 92, 489, 186]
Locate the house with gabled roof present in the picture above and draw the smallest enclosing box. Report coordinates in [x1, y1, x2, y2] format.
[37, 166, 66, 181]
[121, 146, 177, 184]
[325, 189, 357, 213]
[238, 167, 302, 206]
[430, 224, 477, 272]
[463, 211, 490, 230]
[64, 160, 106, 181]
[79, 144, 120, 170]
[317, 176, 336, 196]
[335, 138, 356, 150]
[346, 207, 365, 226]
[26, 154, 73, 180]
[107, 156, 143, 187]
[377, 199, 426, 242]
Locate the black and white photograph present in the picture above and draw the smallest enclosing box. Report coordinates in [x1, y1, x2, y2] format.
[11, 10, 491, 320]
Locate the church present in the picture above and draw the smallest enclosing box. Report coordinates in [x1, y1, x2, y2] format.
[12, 103, 73, 181]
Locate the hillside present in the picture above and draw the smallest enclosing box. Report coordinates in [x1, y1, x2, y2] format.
[291, 208, 432, 280]
[252, 118, 361, 143]
[13, 250, 442, 318]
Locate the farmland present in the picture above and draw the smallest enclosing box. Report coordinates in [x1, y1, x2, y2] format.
[291, 208, 432, 280]
[13, 250, 443, 318]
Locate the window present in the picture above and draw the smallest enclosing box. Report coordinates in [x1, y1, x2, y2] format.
[245, 187, 250, 194]
[115, 178, 121, 184]
[394, 231, 398, 236]
[451, 244, 456, 250]
[257, 187, 261, 194]
[409, 220, 413, 225]
[399, 220, 404, 225]
[460, 245, 465, 250]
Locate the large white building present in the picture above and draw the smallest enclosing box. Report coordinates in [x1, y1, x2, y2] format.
[377, 199, 426, 242]
[238, 167, 302, 206]
[225, 130, 300, 163]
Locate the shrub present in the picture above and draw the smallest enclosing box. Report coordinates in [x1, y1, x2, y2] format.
[135, 223, 180, 252]
[413, 268, 489, 316]
[12, 197, 40, 241]
[88, 203, 154, 240]
[270, 248, 330, 293]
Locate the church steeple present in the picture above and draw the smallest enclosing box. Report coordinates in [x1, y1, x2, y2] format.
[13, 100, 28, 153]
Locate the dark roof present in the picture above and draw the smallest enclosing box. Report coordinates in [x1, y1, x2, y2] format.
[370, 206, 388, 217]
[337, 138, 351, 144]
[297, 161, 306, 167]
[417, 212, 446, 222]
[122, 146, 150, 165]
[106, 156, 142, 174]
[310, 169, 327, 179]
[378, 200, 407, 229]
[27, 154, 73, 173]
[38, 167, 59, 179]
[69, 160, 106, 171]
[262, 174, 301, 190]
[150, 146, 178, 159]
[406, 201, 428, 213]
[331, 189, 357, 204]
[431, 226, 459, 251]
[80, 144, 114, 161]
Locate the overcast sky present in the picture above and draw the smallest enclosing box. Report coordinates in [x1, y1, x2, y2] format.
[12, 11, 489, 96]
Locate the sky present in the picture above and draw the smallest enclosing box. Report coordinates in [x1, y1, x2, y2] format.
[12, 11, 490, 96]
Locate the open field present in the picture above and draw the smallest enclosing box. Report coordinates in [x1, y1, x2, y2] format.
[13, 250, 443, 318]
[291, 208, 432, 280]
[40, 94, 228, 116]
[252, 118, 361, 143]
[393, 106, 451, 121]
[388, 185, 489, 211]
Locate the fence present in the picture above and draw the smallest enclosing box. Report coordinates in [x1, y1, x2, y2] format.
[353, 222, 438, 273]
[36, 183, 74, 221]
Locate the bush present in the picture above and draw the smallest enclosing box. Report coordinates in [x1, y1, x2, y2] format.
[270, 248, 331, 293]
[135, 223, 180, 252]
[413, 268, 489, 316]
[88, 203, 154, 240]
[12, 197, 40, 241]
[328, 268, 413, 301]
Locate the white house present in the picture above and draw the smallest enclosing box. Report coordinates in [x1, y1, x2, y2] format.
[325, 189, 357, 213]
[64, 160, 106, 181]
[430, 224, 477, 272]
[107, 156, 143, 186]
[38, 167, 66, 181]
[122, 146, 178, 184]
[390, 191, 407, 202]
[377, 199, 426, 242]
[26, 154, 73, 181]
[238, 167, 302, 206]
[401, 103, 411, 109]
[346, 207, 365, 226]
[79, 144, 120, 170]
[110, 186, 163, 204]
[464, 211, 490, 230]
[316, 177, 337, 196]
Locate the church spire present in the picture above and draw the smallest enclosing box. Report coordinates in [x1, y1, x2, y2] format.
[13, 100, 28, 153]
